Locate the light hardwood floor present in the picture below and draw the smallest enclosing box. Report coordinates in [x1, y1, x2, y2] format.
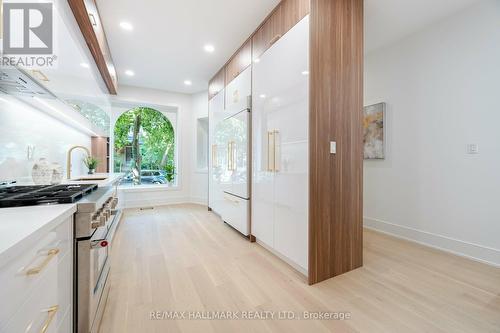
[99, 204, 500, 333]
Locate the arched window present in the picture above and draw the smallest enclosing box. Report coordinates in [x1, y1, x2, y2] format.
[114, 107, 176, 186]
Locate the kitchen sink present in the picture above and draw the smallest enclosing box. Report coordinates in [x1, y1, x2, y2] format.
[72, 177, 108, 181]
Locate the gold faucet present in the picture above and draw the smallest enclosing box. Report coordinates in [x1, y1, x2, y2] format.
[67, 145, 90, 179]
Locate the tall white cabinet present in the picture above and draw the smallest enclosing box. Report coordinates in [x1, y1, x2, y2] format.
[252, 16, 310, 272]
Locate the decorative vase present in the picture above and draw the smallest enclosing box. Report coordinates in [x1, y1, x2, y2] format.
[32, 158, 53, 185]
[88, 169, 95, 175]
[50, 163, 63, 184]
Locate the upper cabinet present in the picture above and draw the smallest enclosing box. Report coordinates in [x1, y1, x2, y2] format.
[209, 0, 310, 99]
[252, 0, 310, 61]
[225, 39, 252, 86]
[68, 0, 118, 95]
[209, 68, 225, 100]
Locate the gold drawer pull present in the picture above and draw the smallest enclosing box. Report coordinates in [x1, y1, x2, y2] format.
[40, 305, 59, 333]
[26, 249, 60, 276]
[269, 34, 282, 46]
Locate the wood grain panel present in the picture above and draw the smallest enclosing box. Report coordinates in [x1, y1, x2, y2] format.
[91, 136, 109, 173]
[208, 67, 225, 100]
[309, 0, 364, 284]
[281, 0, 310, 33]
[68, 0, 118, 95]
[252, 5, 282, 61]
[225, 39, 252, 86]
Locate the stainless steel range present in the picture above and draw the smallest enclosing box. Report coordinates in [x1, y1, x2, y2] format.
[74, 186, 120, 333]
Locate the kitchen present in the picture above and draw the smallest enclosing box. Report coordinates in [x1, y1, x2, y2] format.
[1, 0, 499, 332]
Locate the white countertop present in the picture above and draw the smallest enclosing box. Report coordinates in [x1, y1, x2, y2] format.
[13, 173, 124, 188]
[64, 172, 124, 187]
[0, 204, 77, 268]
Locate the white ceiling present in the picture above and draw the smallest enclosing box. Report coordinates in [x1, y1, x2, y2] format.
[96, 0, 481, 94]
[364, 0, 481, 53]
[95, 0, 280, 94]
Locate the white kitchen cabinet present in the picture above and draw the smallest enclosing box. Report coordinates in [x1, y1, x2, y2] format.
[252, 15, 309, 272]
[0, 215, 73, 333]
[225, 66, 252, 116]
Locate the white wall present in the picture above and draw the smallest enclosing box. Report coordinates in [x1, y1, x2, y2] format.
[189, 92, 209, 205]
[112, 85, 209, 208]
[0, 94, 91, 182]
[364, 0, 500, 266]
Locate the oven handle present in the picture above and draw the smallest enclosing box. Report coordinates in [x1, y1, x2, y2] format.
[90, 224, 112, 249]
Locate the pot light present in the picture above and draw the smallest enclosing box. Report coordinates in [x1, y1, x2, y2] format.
[184, 80, 192, 86]
[80, 63, 90, 68]
[259, 94, 266, 99]
[254, 58, 260, 63]
[125, 70, 135, 76]
[204, 44, 215, 53]
[119, 21, 134, 31]
[301, 70, 309, 75]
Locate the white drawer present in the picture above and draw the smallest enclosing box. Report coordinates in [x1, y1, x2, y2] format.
[0, 217, 72, 324]
[1, 250, 72, 333]
[221, 194, 249, 236]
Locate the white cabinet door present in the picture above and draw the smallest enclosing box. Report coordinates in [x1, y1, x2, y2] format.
[209, 90, 225, 213]
[252, 65, 276, 248]
[252, 16, 309, 271]
[225, 67, 251, 116]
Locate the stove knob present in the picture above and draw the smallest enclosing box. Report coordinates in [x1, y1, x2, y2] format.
[111, 198, 118, 209]
[105, 209, 111, 219]
[91, 218, 101, 229]
[100, 213, 106, 225]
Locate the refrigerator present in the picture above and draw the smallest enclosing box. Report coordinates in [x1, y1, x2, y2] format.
[213, 67, 251, 236]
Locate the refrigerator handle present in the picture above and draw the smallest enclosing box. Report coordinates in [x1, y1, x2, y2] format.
[212, 145, 217, 168]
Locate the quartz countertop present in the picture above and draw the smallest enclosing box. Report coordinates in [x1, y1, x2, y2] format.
[64, 172, 124, 187]
[0, 204, 77, 267]
[13, 173, 124, 188]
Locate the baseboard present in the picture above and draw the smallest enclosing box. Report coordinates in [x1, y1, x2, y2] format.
[364, 217, 500, 267]
[189, 196, 208, 206]
[255, 239, 308, 277]
[120, 196, 191, 209]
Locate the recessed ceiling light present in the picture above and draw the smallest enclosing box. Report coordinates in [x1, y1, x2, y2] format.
[259, 94, 266, 99]
[184, 80, 192, 86]
[254, 58, 260, 63]
[80, 63, 90, 68]
[301, 70, 309, 75]
[125, 70, 135, 76]
[119, 21, 133, 31]
[204, 44, 215, 53]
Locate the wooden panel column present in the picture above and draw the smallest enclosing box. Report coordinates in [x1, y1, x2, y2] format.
[309, 0, 364, 284]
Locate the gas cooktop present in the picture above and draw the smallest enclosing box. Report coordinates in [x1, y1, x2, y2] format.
[0, 184, 98, 208]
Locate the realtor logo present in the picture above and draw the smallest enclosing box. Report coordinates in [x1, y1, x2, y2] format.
[3, 2, 53, 54]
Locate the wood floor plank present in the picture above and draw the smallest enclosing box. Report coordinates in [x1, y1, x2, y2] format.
[98, 204, 500, 333]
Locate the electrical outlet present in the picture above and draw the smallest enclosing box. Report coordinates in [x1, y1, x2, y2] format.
[330, 141, 337, 154]
[466, 144, 479, 154]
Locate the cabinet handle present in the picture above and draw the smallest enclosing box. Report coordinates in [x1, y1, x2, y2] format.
[26, 248, 60, 276]
[269, 34, 282, 46]
[273, 130, 279, 172]
[39, 305, 59, 333]
[267, 131, 274, 171]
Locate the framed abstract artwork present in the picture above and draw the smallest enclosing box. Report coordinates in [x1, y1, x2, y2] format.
[363, 102, 385, 159]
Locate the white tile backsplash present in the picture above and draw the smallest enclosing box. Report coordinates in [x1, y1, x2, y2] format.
[0, 95, 91, 183]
